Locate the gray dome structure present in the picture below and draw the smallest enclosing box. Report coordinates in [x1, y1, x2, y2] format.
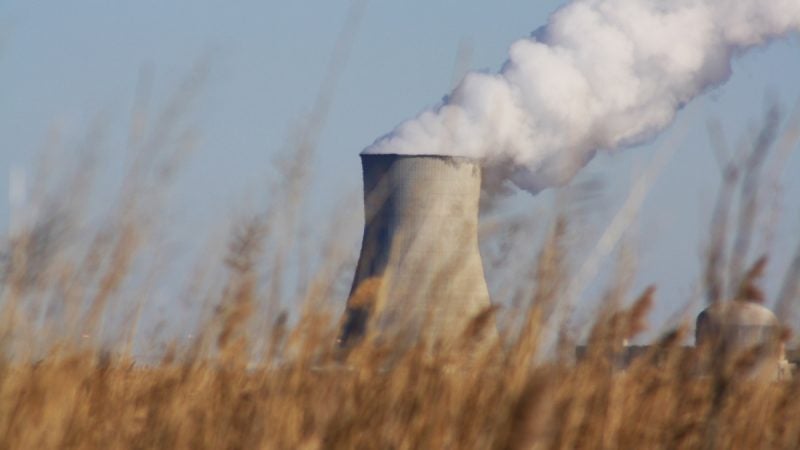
[340, 154, 492, 347]
[696, 300, 780, 349]
[696, 300, 787, 377]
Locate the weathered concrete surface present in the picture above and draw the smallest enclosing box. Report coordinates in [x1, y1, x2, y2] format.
[696, 300, 787, 378]
[340, 154, 492, 347]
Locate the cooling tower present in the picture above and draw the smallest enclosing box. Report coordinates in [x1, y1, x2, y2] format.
[339, 154, 492, 347]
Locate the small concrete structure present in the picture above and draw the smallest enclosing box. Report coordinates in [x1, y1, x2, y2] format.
[574, 300, 795, 379]
[696, 300, 781, 351]
[696, 300, 789, 378]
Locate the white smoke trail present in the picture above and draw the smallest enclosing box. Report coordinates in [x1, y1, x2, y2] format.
[363, 0, 800, 193]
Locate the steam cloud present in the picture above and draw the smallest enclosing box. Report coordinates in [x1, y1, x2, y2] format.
[362, 0, 800, 193]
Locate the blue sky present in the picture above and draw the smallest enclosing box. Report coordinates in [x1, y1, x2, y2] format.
[1, 1, 799, 342]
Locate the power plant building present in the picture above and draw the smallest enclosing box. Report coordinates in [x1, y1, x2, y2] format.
[340, 154, 492, 347]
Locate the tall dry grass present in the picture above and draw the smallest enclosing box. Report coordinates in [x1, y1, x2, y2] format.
[3, 43, 800, 450]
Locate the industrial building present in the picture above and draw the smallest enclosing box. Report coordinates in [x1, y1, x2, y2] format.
[339, 154, 492, 348]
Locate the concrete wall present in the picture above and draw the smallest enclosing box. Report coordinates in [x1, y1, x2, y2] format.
[340, 154, 491, 346]
[696, 301, 781, 351]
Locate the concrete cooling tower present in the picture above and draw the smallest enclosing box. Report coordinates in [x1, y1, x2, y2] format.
[339, 154, 492, 347]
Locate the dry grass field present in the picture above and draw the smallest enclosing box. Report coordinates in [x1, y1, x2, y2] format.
[1, 248, 799, 450]
[2, 69, 800, 449]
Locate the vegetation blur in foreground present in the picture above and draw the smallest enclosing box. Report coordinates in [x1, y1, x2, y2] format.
[2, 66, 800, 449]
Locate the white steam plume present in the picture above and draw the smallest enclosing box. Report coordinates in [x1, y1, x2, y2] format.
[363, 0, 800, 193]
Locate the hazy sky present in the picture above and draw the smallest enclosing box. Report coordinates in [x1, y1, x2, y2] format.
[1, 1, 799, 342]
